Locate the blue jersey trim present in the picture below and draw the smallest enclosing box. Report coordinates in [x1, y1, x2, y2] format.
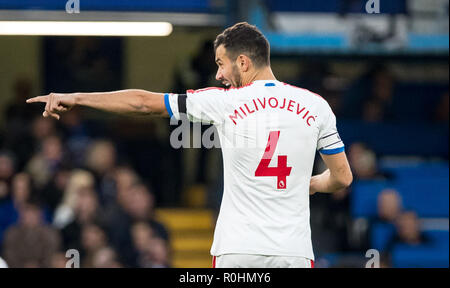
[164, 93, 174, 118]
[320, 146, 345, 155]
[265, 83, 275, 87]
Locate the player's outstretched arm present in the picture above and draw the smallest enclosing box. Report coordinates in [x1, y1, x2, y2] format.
[26, 89, 168, 120]
[309, 152, 353, 195]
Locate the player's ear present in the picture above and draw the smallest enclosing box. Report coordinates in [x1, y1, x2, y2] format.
[237, 54, 250, 72]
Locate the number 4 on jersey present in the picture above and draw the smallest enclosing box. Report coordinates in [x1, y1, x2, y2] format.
[255, 131, 292, 189]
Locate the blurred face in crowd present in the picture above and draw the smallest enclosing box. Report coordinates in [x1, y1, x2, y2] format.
[42, 135, 63, 162]
[348, 143, 377, 179]
[115, 167, 139, 206]
[64, 169, 95, 209]
[92, 247, 122, 268]
[0, 154, 15, 180]
[86, 141, 116, 175]
[377, 189, 402, 222]
[215, 45, 242, 88]
[32, 117, 55, 141]
[149, 237, 169, 266]
[131, 222, 154, 252]
[75, 187, 98, 223]
[396, 211, 421, 244]
[81, 224, 107, 252]
[12, 173, 31, 205]
[124, 184, 154, 220]
[20, 204, 43, 228]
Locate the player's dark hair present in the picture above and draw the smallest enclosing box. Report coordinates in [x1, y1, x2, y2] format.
[214, 22, 270, 68]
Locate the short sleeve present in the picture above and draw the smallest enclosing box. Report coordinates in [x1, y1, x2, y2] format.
[184, 87, 227, 124]
[317, 103, 345, 155]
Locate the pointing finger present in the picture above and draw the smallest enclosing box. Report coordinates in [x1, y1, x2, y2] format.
[26, 95, 49, 103]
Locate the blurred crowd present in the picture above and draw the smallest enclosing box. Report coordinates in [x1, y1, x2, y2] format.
[0, 79, 171, 268]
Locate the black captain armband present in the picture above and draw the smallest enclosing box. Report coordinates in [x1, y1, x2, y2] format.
[178, 94, 187, 115]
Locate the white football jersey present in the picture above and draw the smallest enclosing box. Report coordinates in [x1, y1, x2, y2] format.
[165, 80, 344, 260]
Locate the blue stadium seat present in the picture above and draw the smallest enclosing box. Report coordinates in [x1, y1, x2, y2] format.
[379, 161, 449, 180]
[351, 180, 389, 218]
[370, 222, 396, 252]
[338, 121, 449, 158]
[392, 243, 449, 268]
[351, 161, 449, 218]
[395, 178, 449, 217]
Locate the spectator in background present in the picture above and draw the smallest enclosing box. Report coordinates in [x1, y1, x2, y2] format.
[25, 134, 66, 189]
[106, 182, 168, 267]
[114, 166, 140, 200]
[53, 169, 95, 229]
[85, 140, 117, 205]
[0, 151, 16, 183]
[368, 189, 404, 254]
[1, 172, 51, 247]
[11, 173, 34, 208]
[60, 109, 92, 167]
[39, 164, 71, 214]
[131, 221, 156, 268]
[80, 223, 110, 268]
[348, 142, 389, 180]
[131, 221, 171, 268]
[31, 116, 57, 145]
[386, 211, 430, 251]
[342, 65, 395, 121]
[377, 189, 403, 223]
[147, 237, 171, 268]
[122, 183, 168, 240]
[2, 201, 61, 267]
[61, 182, 104, 253]
[91, 246, 123, 268]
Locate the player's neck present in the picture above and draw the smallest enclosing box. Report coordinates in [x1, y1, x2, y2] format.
[242, 67, 276, 86]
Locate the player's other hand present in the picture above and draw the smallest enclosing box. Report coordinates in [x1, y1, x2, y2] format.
[309, 175, 320, 195]
[26, 93, 76, 120]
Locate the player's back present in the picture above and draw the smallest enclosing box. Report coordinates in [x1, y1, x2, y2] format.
[166, 79, 344, 259]
[208, 80, 341, 259]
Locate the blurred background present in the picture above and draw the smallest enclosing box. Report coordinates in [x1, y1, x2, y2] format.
[0, 0, 448, 268]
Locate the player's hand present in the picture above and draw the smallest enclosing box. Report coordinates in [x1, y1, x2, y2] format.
[26, 93, 76, 120]
[309, 175, 320, 195]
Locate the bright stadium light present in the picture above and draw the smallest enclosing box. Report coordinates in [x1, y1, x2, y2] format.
[0, 21, 173, 36]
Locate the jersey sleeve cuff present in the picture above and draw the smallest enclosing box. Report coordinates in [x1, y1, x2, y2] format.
[164, 93, 173, 118]
[319, 146, 345, 155]
[164, 93, 180, 120]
